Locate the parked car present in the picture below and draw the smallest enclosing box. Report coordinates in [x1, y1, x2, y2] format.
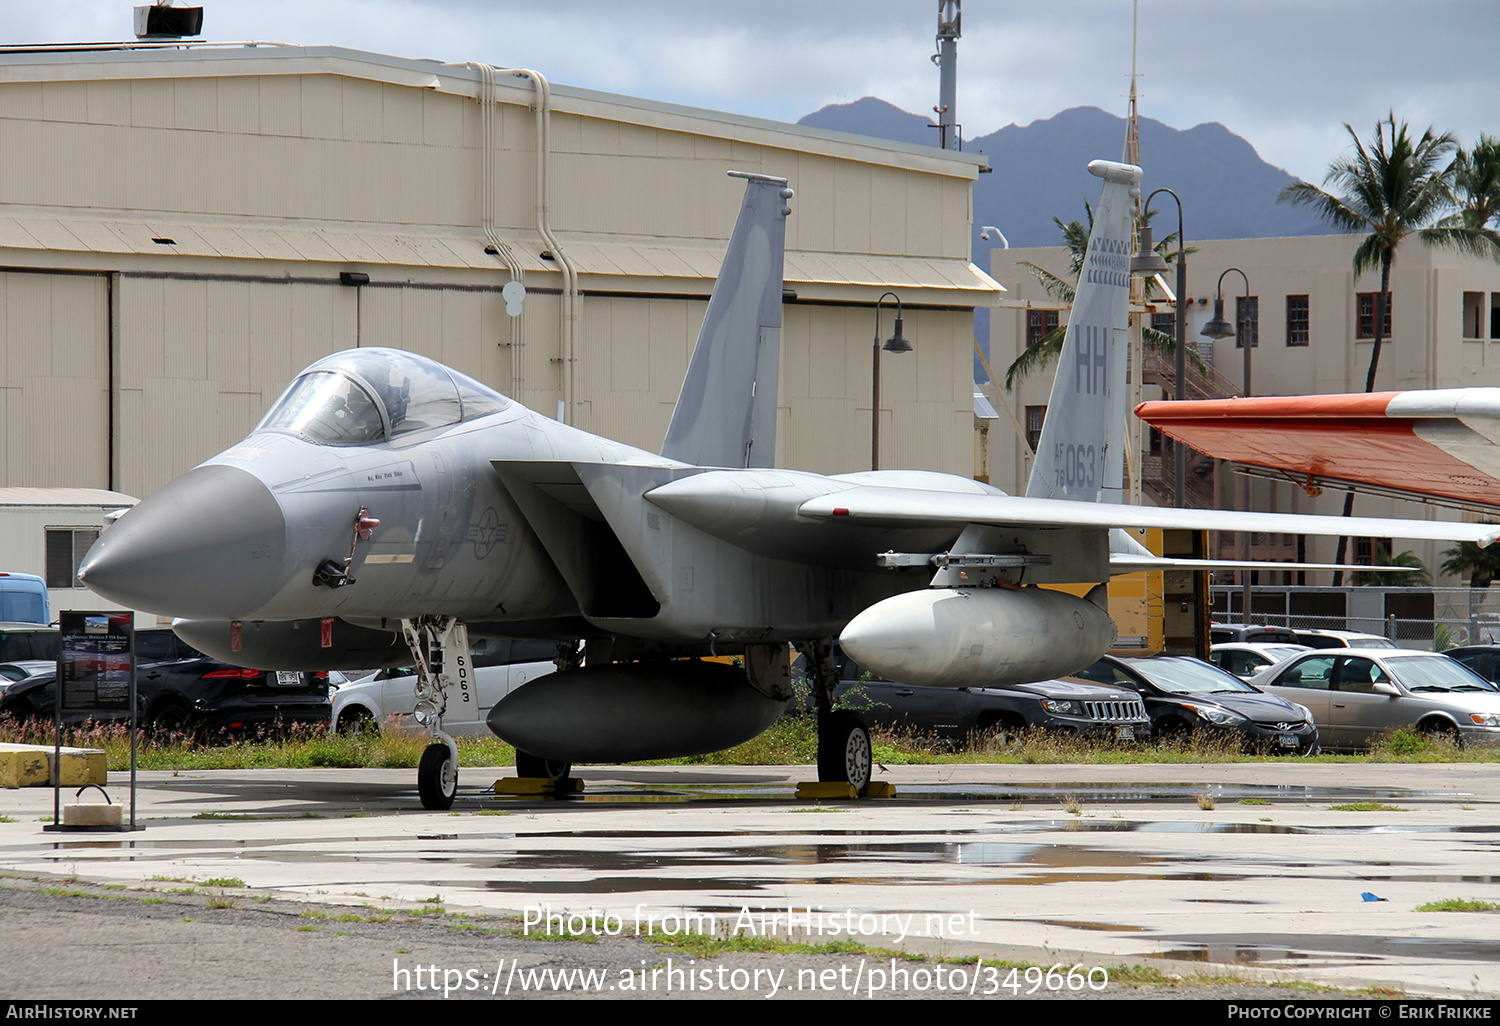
[1210, 642, 1311, 679]
[331, 637, 563, 735]
[1073, 654, 1319, 754]
[792, 649, 1152, 744]
[1290, 628, 1397, 650]
[0, 623, 59, 663]
[0, 627, 333, 733]
[0, 573, 49, 625]
[1251, 648, 1500, 750]
[1210, 623, 1302, 646]
[1444, 645, 1500, 686]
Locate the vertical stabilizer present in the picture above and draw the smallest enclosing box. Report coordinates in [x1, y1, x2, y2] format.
[661, 171, 792, 468]
[1025, 160, 1141, 502]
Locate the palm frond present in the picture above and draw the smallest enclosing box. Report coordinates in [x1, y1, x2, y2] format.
[1015, 261, 1075, 303]
[1142, 327, 1209, 377]
[1003, 325, 1066, 391]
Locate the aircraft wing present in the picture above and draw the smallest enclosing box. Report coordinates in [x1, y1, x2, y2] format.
[1136, 390, 1500, 511]
[796, 486, 1500, 545]
[1106, 555, 1419, 574]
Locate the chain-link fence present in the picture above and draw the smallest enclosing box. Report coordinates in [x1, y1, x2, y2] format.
[1211, 585, 1500, 651]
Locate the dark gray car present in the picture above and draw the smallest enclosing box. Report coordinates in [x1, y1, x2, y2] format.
[1076, 654, 1319, 754]
[798, 651, 1151, 743]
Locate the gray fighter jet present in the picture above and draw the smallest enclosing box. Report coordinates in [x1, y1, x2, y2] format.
[78, 166, 1499, 807]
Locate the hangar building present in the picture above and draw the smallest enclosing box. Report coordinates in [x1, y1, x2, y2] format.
[0, 42, 999, 532]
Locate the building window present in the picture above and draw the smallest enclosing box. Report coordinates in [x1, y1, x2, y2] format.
[1357, 292, 1392, 339]
[1025, 405, 1045, 453]
[1354, 536, 1393, 566]
[1026, 309, 1059, 347]
[1235, 296, 1259, 348]
[1464, 291, 1485, 340]
[1286, 295, 1309, 346]
[1151, 311, 1175, 336]
[45, 529, 98, 589]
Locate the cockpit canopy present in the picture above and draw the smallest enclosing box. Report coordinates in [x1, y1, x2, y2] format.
[256, 348, 509, 446]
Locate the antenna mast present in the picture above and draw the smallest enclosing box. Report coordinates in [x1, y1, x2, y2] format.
[933, 1, 961, 149]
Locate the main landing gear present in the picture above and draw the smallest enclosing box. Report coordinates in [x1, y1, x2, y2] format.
[799, 638, 873, 796]
[401, 617, 472, 810]
[817, 710, 873, 796]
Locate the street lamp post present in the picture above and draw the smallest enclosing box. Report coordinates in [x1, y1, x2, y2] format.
[872, 291, 913, 470]
[1203, 268, 1252, 621]
[1130, 189, 1186, 506]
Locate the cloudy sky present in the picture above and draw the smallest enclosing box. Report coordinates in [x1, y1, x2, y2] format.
[7, 1, 1497, 184]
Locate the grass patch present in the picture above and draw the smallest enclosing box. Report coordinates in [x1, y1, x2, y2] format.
[1195, 793, 1216, 811]
[1414, 898, 1500, 912]
[510, 928, 599, 943]
[0, 717, 517, 772]
[0, 709, 1491, 772]
[1328, 802, 1409, 812]
[200, 877, 245, 888]
[648, 930, 910, 960]
[1238, 798, 1272, 806]
[1367, 728, 1469, 762]
[1108, 963, 1252, 989]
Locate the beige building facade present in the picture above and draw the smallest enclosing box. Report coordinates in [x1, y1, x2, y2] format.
[989, 233, 1500, 583]
[0, 43, 999, 511]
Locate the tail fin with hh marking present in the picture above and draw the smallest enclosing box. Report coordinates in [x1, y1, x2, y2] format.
[1025, 160, 1141, 503]
[661, 171, 793, 469]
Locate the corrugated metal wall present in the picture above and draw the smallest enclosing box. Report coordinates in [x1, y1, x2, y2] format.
[0, 271, 109, 487]
[0, 48, 995, 498]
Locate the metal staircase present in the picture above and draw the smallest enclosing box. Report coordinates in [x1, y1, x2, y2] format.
[1137, 349, 1242, 508]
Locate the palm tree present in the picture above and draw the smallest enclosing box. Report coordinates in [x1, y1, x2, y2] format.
[1279, 114, 1500, 581]
[1003, 205, 1201, 390]
[1448, 134, 1500, 241]
[1350, 544, 1430, 587]
[1441, 539, 1500, 589]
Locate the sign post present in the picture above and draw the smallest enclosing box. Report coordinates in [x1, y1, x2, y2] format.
[51, 611, 136, 831]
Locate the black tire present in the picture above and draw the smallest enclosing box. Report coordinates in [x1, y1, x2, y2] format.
[1155, 718, 1193, 745]
[1420, 721, 1463, 749]
[817, 711, 872, 795]
[515, 750, 572, 783]
[418, 742, 457, 809]
[337, 707, 379, 736]
[974, 715, 1027, 751]
[148, 701, 191, 735]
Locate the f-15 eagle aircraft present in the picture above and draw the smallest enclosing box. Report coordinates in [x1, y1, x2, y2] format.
[78, 164, 1500, 807]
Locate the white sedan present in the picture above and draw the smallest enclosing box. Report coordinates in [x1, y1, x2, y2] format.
[331, 638, 562, 736]
[1208, 642, 1311, 679]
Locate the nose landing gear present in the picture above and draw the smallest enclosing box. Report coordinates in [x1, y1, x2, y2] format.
[402, 617, 472, 809]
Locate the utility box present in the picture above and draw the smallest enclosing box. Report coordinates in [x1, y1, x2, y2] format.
[133, 5, 203, 39]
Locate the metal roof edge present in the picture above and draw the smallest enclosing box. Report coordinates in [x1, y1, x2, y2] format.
[0, 43, 986, 175]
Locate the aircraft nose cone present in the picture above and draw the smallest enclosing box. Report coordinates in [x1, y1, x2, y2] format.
[79, 464, 288, 619]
